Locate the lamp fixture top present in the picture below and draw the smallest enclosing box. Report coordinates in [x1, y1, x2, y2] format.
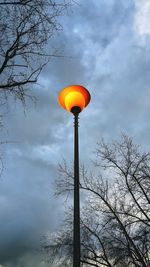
[58, 85, 91, 114]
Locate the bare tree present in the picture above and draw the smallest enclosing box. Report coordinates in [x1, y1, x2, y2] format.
[44, 135, 150, 267]
[0, 0, 71, 102]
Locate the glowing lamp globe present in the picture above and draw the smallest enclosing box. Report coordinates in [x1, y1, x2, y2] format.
[58, 85, 91, 114]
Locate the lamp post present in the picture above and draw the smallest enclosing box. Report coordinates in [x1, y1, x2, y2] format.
[58, 85, 91, 267]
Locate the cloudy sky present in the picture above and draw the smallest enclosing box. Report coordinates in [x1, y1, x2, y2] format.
[1, 0, 150, 265]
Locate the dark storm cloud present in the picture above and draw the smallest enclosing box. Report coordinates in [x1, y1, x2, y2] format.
[1, 0, 150, 265]
[0, 88, 66, 265]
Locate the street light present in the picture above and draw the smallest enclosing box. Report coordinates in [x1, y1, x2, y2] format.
[58, 85, 91, 267]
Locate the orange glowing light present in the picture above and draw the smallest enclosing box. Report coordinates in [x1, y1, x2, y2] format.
[58, 85, 91, 113]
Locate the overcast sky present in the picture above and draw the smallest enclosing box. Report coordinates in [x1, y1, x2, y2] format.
[1, 0, 150, 266]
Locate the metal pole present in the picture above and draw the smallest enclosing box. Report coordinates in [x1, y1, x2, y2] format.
[72, 106, 80, 267]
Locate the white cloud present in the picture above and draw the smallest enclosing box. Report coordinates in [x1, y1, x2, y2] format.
[31, 144, 60, 164]
[134, 0, 150, 36]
